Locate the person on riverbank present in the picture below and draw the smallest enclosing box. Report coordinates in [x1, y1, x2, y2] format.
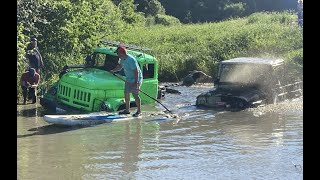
[297, 0, 303, 27]
[20, 68, 40, 105]
[26, 37, 43, 74]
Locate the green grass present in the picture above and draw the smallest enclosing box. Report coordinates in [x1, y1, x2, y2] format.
[108, 11, 302, 82]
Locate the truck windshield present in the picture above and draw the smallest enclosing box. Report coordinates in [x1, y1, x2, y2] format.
[219, 64, 270, 85]
[92, 53, 119, 71]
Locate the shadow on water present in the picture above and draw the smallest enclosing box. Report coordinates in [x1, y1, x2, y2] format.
[17, 103, 92, 138]
[17, 124, 89, 138]
[17, 104, 55, 117]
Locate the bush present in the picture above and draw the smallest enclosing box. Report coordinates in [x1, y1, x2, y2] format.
[17, 0, 132, 99]
[224, 2, 247, 18]
[247, 11, 297, 25]
[145, 16, 156, 26]
[17, 23, 28, 102]
[155, 14, 181, 26]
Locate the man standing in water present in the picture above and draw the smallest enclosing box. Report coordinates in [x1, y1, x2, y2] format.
[111, 45, 143, 117]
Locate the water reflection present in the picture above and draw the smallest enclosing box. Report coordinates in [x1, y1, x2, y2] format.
[17, 103, 55, 117]
[17, 106, 40, 117]
[120, 120, 142, 177]
[17, 124, 87, 138]
[80, 120, 162, 179]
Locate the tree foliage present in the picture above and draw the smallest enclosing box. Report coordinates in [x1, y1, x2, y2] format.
[159, 0, 297, 23]
[118, 0, 145, 24]
[17, 0, 139, 99]
[155, 14, 180, 26]
[145, 0, 166, 16]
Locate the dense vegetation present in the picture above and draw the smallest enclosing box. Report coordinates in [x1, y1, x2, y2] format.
[108, 11, 302, 81]
[139, 0, 298, 23]
[17, 0, 302, 99]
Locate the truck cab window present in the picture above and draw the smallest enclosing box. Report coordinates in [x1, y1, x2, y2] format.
[142, 63, 155, 79]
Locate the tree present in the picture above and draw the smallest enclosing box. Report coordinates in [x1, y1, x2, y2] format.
[134, 0, 149, 13]
[118, 0, 145, 24]
[159, 0, 298, 23]
[145, 0, 166, 16]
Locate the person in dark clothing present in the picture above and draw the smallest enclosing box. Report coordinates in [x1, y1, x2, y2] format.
[297, 0, 303, 27]
[298, 10, 303, 27]
[26, 37, 43, 74]
[20, 68, 41, 105]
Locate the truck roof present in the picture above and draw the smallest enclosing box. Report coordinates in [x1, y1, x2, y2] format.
[94, 47, 157, 63]
[222, 57, 284, 66]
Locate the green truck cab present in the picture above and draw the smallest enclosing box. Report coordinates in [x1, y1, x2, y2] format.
[40, 41, 161, 113]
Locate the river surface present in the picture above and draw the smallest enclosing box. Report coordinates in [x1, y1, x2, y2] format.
[17, 83, 303, 180]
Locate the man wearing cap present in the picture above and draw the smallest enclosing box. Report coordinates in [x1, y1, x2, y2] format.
[26, 37, 43, 74]
[110, 45, 143, 117]
[20, 68, 41, 105]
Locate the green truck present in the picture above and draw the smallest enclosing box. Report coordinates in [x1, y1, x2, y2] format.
[40, 40, 162, 113]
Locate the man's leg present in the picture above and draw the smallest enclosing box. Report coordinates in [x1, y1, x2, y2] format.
[132, 83, 141, 117]
[119, 82, 131, 114]
[132, 93, 141, 113]
[21, 86, 28, 104]
[29, 87, 37, 104]
[125, 91, 130, 111]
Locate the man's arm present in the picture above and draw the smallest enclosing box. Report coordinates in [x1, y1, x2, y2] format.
[20, 80, 31, 88]
[21, 80, 28, 87]
[31, 74, 40, 88]
[110, 64, 123, 73]
[133, 68, 139, 83]
[35, 48, 43, 68]
[20, 75, 30, 87]
[39, 52, 43, 68]
[132, 68, 141, 90]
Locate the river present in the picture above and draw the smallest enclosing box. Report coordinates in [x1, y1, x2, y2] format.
[17, 83, 303, 180]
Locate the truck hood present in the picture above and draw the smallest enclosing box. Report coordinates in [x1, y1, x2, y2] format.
[60, 68, 124, 89]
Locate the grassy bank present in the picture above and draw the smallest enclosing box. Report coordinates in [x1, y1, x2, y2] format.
[108, 11, 302, 81]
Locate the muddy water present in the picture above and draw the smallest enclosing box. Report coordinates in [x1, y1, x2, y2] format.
[17, 83, 303, 180]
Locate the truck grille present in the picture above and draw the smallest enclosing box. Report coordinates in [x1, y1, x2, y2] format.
[57, 83, 92, 108]
[73, 89, 91, 102]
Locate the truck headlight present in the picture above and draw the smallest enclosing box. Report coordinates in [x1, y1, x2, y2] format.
[100, 102, 107, 111]
[100, 102, 112, 112]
